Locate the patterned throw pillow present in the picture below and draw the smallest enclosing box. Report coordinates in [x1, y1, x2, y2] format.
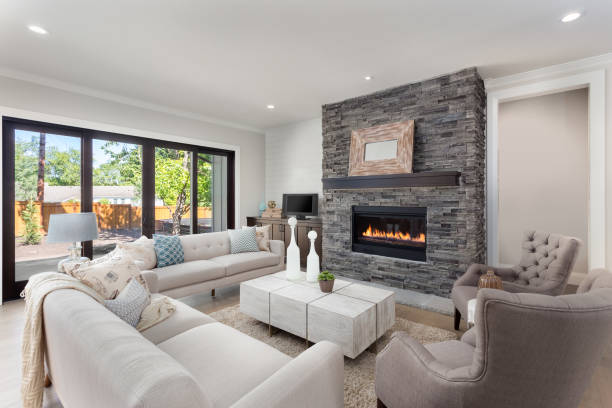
[104, 279, 150, 327]
[118, 236, 157, 270]
[229, 227, 260, 254]
[243, 225, 271, 251]
[66, 250, 148, 299]
[153, 234, 184, 268]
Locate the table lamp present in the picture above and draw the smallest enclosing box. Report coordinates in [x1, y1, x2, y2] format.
[47, 212, 99, 270]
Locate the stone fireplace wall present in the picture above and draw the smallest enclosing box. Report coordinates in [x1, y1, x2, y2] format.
[321, 68, 486, 297]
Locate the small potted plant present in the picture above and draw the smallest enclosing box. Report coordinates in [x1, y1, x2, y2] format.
[318, 271, 335, 293]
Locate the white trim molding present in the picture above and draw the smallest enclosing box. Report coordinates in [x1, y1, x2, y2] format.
[0, 67, 264, 134]
[486, 69, 606, 271]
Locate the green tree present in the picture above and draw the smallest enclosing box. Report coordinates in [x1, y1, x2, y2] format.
[14, 136, 39, 200]
[20, 199, 42, 244]
[45, 146, 81, 186]
[155, 148, 191, 235]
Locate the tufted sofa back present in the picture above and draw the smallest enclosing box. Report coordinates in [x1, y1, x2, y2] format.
[509, 230, 580, 294]
[180, 231, 231, 262]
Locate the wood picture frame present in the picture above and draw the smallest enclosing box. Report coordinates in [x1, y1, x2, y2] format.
[348, 120, 414, 176]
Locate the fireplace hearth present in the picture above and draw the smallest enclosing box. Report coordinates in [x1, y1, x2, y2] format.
[352, 206, 426, 261]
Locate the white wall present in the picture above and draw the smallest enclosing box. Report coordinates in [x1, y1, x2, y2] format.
[498, 89, 589, 274]
[0, 74, 265, 302]
[264, 117, 323, 206]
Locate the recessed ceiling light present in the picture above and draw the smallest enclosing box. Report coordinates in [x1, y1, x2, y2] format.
[266, 104, 275, 110]
[28, 25, 48, 35]
[561, 12, 581, 23]
[364, 76, 373, 81]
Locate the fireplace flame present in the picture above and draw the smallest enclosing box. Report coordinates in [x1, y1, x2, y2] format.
[362, 224, 426, 243]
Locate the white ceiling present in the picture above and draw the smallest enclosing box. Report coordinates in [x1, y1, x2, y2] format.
[1, 0, 611, 131]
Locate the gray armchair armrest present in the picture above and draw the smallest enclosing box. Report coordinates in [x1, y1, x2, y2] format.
[140, 270, 159, 293]
[376, 332, 471, 408]
[269, 240, 285, 265]
[454, 263, 517, 287]
[231, 341, 344, 408]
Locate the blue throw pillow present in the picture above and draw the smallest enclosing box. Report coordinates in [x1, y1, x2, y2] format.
[229, 227, 260, 254]
[153, 234, 184, 267]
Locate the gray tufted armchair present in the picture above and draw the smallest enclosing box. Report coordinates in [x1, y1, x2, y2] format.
[451, 230, 581, 329]
[375, 269, 612, 408]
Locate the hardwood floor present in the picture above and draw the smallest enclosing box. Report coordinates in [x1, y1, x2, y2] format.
[0, 284, 610, 408]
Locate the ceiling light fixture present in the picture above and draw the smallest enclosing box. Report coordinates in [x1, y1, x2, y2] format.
[561, 12, 581, 23]
[364, 76, 373, 81]
[28, 25, 48, 35]
[266, 104, 275, 110]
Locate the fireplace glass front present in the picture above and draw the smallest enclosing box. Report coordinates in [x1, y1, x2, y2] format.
[352, 206, 426, 261]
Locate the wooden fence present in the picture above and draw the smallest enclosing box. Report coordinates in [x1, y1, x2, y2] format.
[14, 201, 212, 236]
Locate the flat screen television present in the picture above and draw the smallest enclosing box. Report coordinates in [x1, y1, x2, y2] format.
[282, 193, 318, 219]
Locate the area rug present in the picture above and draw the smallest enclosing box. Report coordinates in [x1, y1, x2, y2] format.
[209, 304, 457, 408]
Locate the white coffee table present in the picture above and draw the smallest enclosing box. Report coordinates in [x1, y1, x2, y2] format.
[240, 271, 395, 358]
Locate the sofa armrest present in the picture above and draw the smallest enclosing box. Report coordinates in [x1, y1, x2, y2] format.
[269, 240, 285, 265]
[230, 341, 343, 408]
[454, 263, 517, 287]
[140, 270, 159, 293]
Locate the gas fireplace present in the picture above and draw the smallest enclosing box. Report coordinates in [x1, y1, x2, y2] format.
[352, 206, 426, 261]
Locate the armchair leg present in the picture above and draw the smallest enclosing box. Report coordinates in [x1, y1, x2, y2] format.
[211, 289, 215, 297]
[454, 308, 461, 330]
[377, 398, 387, 408]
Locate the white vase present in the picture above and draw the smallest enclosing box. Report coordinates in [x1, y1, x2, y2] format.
[285, 217, 302, 280]
[306, 230, 320, 282]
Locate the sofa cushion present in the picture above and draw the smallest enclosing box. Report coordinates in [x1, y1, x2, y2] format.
[153, 234, 184, 267]
[158, 323, 291, 408]
[156, 260, 226, 292]
[210, 251, 281, 277]
[117, 236, 157, 270]
[425, 340, 474, 369]
[180, 231, 230, 262]
[141, 295, 216, 344]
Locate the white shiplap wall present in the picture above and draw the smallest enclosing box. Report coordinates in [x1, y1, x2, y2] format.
[265, 118, 323, 206]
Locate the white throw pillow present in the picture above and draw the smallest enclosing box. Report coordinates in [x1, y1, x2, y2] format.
[243, 224, 271, 251]
[66, 249, 148, 299]
[117, 236, 157, 270]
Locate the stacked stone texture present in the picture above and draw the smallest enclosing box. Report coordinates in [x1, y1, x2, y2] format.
[321, 68, 486, 297]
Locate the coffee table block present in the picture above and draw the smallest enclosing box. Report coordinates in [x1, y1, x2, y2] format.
[240, 275, 292, 323]
[308, 294, 376, 358]
[270, 284, 326, 338]
[335, 284, 396, 338]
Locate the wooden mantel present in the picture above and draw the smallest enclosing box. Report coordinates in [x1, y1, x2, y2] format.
[321, 171, 461, 190]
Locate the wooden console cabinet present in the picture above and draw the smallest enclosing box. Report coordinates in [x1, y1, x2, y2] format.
[246, 217, 322, 268]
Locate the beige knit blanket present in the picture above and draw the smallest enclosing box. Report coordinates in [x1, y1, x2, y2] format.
[20, 272, 175, 408]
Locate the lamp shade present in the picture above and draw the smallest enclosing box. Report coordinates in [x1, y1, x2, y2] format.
[47, 213, 99, 243]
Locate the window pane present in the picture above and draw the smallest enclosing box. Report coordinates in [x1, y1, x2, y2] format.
[198, 153, 227, 233]
[14, 130, 81, 280]
[92, 140, 143, 258]
[154, 147, 192, 235]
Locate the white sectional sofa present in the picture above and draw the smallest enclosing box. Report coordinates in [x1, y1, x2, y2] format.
[141, 231, 285, 298]
[43, 289, 344, 408]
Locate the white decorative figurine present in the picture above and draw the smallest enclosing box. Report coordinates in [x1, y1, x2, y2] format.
[285, 217, 302, 280]
[306, 230, 320, 282]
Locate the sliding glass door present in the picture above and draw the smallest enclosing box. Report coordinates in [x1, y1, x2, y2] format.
[92, 139, 143, 258]
[2, 117, 235, 301]
[12, 129, 82, 282]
